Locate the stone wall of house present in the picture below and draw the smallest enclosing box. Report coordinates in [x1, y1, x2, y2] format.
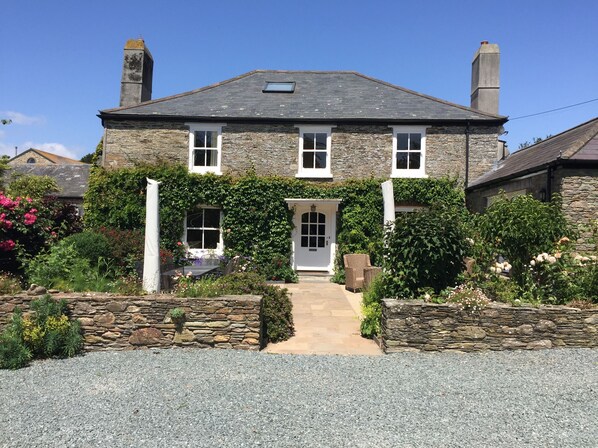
[381, 299, 597, 353]
[427, 125, 499, 184]
[0, 294, 263, 351]
[466, 172, 547, 212]
[103, 120, 189, 168]
[554, 168, 598, 251]
[103, 120, 499, 183]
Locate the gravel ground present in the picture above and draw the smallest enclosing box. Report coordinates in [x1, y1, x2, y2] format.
[0, 348, 597, 448]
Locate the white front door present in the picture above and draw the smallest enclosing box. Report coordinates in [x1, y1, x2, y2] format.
[292, 204, 337, 272]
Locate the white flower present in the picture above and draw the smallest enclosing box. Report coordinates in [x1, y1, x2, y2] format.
[547, 256, 557, 264]
[466, 238, 475, 246]
[504, 263, 512, 272]
[530, 260, 536, 266]
[424, 293, 431, 301]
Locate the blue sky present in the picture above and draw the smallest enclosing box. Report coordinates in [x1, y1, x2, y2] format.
[1, 0, 597, 160]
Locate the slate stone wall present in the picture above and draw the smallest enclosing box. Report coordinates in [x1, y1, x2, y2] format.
[381, 299, 597, 353]
[103, 120, 499, 183]
[103, 120, 188, 168]
[554, 168, 598, 251]
[0, 294, 263, 351]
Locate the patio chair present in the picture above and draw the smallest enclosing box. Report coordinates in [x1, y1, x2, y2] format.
[343, 254, 371, 292]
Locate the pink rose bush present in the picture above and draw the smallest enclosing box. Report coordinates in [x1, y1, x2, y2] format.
[0, 192, 60, 272]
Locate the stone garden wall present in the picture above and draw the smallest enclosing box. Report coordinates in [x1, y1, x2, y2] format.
[381, 299, 597, 353]
[0, 294, 263, 351]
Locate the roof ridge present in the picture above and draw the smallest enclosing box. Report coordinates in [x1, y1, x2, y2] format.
[351, 72, 507, 120]
[509, 116, 598, 157]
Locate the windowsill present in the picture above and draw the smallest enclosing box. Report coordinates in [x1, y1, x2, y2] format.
[190, 168, 223, 175]
[295, 172, 333, 179]
[391, 171, 428, 179]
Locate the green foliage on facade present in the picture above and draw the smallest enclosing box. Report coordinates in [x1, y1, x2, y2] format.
[84, 163, 464, 276]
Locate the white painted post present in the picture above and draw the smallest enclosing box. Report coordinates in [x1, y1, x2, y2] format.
[381, 180, 395, 228]
[143, 178, 161, 293]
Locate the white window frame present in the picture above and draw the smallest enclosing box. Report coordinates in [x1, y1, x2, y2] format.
[391, 125, 429, 178]
[186, 123, 225, 175]
[184, 206, 224, 257]
[295, 125, 334, 178]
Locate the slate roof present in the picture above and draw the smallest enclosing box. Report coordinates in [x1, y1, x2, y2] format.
[100, 70, 506, 123]
[5, 164, 91, 198]
[9, 148, 87, 165]
[469, 117, 598, 188]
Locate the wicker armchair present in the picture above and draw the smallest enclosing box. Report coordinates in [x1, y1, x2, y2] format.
[343, 254, 371, 292]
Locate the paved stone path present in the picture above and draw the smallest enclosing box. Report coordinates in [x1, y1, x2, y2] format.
[264, 278, 382, 355]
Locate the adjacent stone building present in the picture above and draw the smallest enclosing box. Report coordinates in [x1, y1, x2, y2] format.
[467, 117, 598, 250]
[98, 39, 507, 273]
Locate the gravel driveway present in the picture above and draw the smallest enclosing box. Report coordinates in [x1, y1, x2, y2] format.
[1, 348, 596, 447]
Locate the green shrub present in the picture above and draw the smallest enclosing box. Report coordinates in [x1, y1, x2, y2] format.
[475, 194, 570, 285]
[26, 241, 116, 292]
[26, 242, 92, 289]
[6, 174, 60, 199]
[360, 274, 385, 338]
[95, 227, 144, 275]
[0, 332, 32, 369]
[384, 206, 468, 298]
[261, 283, 294, 342]
[0, 296, 82, 369]
[61, 231, 112, 266]
[259, 253, 298, 283]
[0, 308, 31, 369]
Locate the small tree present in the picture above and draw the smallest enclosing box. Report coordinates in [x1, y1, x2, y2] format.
[383, 206, 469, 298]
[475, 194, 570, 284]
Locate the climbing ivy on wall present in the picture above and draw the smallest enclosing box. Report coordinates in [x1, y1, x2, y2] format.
[84, 163, 465, 278]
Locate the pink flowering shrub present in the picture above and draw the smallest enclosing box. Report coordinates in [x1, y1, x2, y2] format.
[0, 192, 80, 273]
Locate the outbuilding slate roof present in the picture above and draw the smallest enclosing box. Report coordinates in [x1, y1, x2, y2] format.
[6, 164, 91, 198]
[100, 70, 506, 123]
[469, 117, 598, 188]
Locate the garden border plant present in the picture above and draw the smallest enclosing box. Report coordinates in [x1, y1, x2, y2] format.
[0, 295, 83, 370]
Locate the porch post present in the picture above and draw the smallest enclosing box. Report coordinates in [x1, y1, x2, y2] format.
[143, 178, 161, 293]
[381, 180, 395, 228]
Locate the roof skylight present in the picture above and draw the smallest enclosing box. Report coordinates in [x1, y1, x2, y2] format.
[263, 82, 295, 93]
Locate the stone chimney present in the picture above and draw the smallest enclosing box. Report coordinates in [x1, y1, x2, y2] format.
[471, 41, 500, 115]
[120, 39, 153, 107]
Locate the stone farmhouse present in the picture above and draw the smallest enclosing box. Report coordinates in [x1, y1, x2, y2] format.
[98, 39, 507, 273]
